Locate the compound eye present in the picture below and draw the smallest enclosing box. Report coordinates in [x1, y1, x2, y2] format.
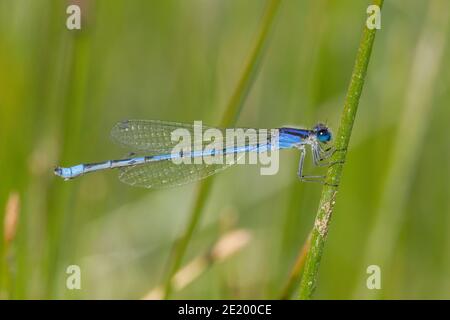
[317, 129, 331, 143]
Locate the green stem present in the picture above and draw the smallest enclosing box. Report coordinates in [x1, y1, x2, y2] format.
[163, 0, 282, 299]
[219, 0, 282, 128]
[280, 232, 311, 299]
[163, 178, 213, 299]
[298, 0, 383, 299]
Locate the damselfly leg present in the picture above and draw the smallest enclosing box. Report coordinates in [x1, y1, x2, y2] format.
[313, 144, 347, 167]
[297, 144, 345, 184]
[297, 146, 326, 183]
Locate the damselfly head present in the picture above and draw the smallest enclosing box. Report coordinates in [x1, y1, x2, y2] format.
[313, 123, 332, 143]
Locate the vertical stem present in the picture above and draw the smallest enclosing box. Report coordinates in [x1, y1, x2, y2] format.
[163, 178, 213, 299]
[298, 0, 384, 299]
[280, 232, 311, 299]
[163, 0, 282, 299]
[219, 0, 282, 128]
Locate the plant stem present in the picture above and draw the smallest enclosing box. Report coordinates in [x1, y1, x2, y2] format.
[280, 232, 311, 299]
[298, 0, 384, 299]
[163, 178, 213, 299]
[163, 0, 282, 299]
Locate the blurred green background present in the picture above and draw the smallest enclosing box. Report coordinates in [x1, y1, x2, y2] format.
[0, 0, 449, 299]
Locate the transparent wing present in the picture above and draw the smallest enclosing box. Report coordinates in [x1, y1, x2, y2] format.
[110, 120, 273, 154]
[112, 120, 277, 188]
[118, 159, 239, 189]
[111, 120, 221, 154]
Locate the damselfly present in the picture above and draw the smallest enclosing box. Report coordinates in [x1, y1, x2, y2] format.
[54, 120, 334, 188]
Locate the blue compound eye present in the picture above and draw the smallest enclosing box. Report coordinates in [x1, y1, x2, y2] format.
[317, 129, 331, 143]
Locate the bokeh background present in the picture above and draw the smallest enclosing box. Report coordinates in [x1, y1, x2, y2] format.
[0, 0, 449, 299]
